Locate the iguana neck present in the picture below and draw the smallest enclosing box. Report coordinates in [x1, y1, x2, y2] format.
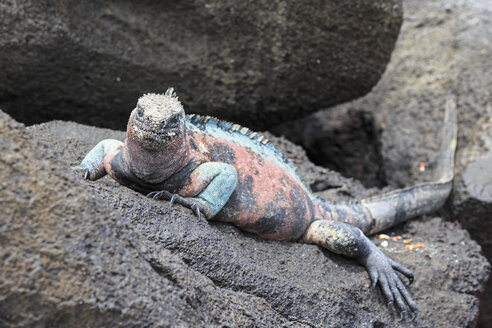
[124, 132, 190, 184]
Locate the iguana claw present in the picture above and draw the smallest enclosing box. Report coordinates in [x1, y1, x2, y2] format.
[147, 190, 173, 201]
[72, 166, 91, 180]
[169, 194, 179, 206]
[147, 190, 203, 219]
[190, 203, 201, 220]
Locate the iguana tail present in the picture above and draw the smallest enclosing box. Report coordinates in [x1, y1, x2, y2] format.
[361, 94, 457, 234]
[315, 94, 457, 235]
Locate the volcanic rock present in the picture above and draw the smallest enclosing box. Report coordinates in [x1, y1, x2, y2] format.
[0, 0, 402, 130]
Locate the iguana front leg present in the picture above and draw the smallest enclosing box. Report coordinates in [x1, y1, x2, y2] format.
[148, 162, 238, 219]
[303, 220, 418, 318]
[76, 139, 124, 180]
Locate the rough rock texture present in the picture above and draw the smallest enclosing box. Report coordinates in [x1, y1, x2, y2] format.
[272, 0, 492, 325]
[1, 115, 482, 327]
[0, 0, 402, 130]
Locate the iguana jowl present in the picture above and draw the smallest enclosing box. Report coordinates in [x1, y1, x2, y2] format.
[77, 88, 457, 318]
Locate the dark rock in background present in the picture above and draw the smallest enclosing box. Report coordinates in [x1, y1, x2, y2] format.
[0, 114, 483, 327]
[280, 0, 492, 325]
[0, 0, 402, 130]
[272, 106, 386, 188]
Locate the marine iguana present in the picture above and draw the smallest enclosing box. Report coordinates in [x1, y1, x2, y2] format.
[77, 88, 457, 318]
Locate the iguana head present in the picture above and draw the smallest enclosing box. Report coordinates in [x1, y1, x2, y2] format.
[127, 88, 186, 151]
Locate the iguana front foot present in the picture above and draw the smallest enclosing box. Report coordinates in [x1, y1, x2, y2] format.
[72, 166, 92, 180]
[147, 190, 209, 220]
[76, 139, 124, 181]
[358, 242, 418, 318]
[147, 190, 173, 201]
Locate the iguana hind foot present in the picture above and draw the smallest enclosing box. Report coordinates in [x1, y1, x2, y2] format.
[303, 219, 418, 318]
[360, 242, 418, 317]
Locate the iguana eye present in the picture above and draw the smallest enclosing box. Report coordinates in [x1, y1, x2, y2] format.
[167, 115, 180, 126]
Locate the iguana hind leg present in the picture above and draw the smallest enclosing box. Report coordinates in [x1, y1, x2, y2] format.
[303, 219, 418, 318]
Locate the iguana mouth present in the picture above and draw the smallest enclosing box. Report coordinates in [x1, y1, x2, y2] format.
[133, 119, 181, 137]
[138, 125, 180, 136]
[129, 118, 183, 151]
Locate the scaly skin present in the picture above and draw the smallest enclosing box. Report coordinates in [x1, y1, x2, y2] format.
[77, 88, 457, 319]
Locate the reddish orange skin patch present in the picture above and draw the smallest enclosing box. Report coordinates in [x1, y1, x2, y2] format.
[104, 149, 121, 178]
[180, 132, 325, 241]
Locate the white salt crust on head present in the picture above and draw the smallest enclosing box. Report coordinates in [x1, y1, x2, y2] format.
[137, 93, 184, 120]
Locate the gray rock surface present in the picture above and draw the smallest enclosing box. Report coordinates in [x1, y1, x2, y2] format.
[0, 0, 402, 130]
[0, 113, 483, 327]
[272, 0, 492, 325]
